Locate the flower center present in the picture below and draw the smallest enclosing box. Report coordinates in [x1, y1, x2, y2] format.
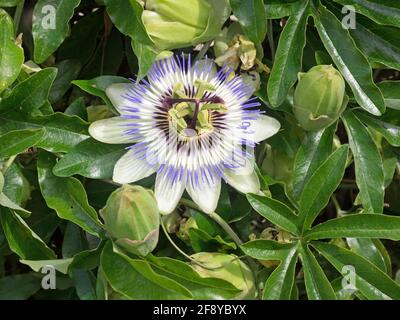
[165, 80, 227, 136]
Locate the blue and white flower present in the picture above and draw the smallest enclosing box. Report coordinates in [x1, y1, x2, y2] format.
[89, 55, 280, 214]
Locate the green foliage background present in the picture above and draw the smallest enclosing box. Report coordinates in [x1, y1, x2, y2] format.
[0, 0, 400, 300]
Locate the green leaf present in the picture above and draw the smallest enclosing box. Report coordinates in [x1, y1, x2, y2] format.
[230, 0, 267, 44]
[20, 258, 73, 274]
[0, 9, 24, 92]
[0, 274, 41, 300]
[298, 145, 349, 231]
[0, 0, 23, 7]
[49, 59, 82, 103]
[0, 128, 45, 158]
[0, 68, 57, 114]
[312, 3, 385, 115]
[265, 0, 305, 19]
[292, 124, 335, 200]
[72, 76, 130, 111]
[346, 238, 391, 274]
[267, 0, 309, 107]
[103, 0, 152, 45]
[100, 241, 191, 299]
[355, 111, 400, 147]
[241, 240, 296, 260]
[304, 214, 400, 240]
[333, 0, 400, 28]
[32, 0, 81, 63]
[0, 192, 30, 216]
[246, 194, 299, 235]
[53, 138, 128, 179]
[146, 255, 239, 293]
[298, 243, 337, 300]
[342, 110, 384, 214]
[350, 19, 400, 71]
[37, 152, 103, 236]
[71, 270, 97, 300]
[312, 241, 400, 300]
[0, 207, 56, 259]
[131, 41, 159, 80]
[0, 112, 89, 153]
[378, 81, 400, 110]
[263, 246, 298, 300]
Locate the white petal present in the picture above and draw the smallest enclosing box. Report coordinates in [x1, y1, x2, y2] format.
[224, 159, 260, 194]
[89, 117, 137, 144]
[113, 150, 155, 184]
[155, 174, 185, 215]
[187, 178, 221, 214]
[105, 83, 133, 114]
[248, 115, 281, 143]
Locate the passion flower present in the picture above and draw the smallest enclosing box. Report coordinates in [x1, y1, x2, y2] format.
[89, 55, 280, 214]
[293, 65, 348, 131]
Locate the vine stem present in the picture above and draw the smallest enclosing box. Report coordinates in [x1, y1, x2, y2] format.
[180, 198, 262, 298]
[161, 221, 241, 270]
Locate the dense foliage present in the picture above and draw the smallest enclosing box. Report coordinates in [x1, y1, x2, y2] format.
[0, 0, 400, 300]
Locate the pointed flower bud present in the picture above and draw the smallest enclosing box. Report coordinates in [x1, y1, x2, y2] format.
[142, 0, 229, 50]
[191, 252, 256, 299]
[100, 185, 160, 256]
[293, 65, 348, 131]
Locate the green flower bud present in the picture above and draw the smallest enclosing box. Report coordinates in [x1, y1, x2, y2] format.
[293, 65, 349, 131]
[142, 0, 229, 50]
[191, 252, 256, 299]
[100, 185, 160, 256]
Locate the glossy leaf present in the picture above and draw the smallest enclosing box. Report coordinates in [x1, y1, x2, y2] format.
[246, 194, 299, 235]
[0, 128, 45, 158]
[72, 76, 130, 111]
[37, 152, 103, 236]
[292, 124, 335, 200]
[378, 81, 400, 110]
[0, 9, 24, 92]
[49, 59, 82, 103]
[298, 243, 337, 300]
[267, 0, 309, 107]
[103, 0, 152, 45]
[0, 112, 89, 153]
[53, 138, 128, 179]
[313, 3, 385, 116]
[298, 145, 349, 231]
[230, 0, 267, 44]
[0, 207, 56, 260]
[263, 246, 298, 300]
[342, 110, 384, 214]
[0, 68, 57, 114]
[313, 241, 400, 300]
[356, 111, 400, 147]
[305, 214, 400, 240]
[351, 19, 400, 71]
[265, 0, 305, 19]
[241, 240, 296, 260]
[333, 0, 400, 28]
[346, 238, 391, 274]
[0, 274, 41, 300]
[32, 0, 81, 63]
[100, 241, 191, 299]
